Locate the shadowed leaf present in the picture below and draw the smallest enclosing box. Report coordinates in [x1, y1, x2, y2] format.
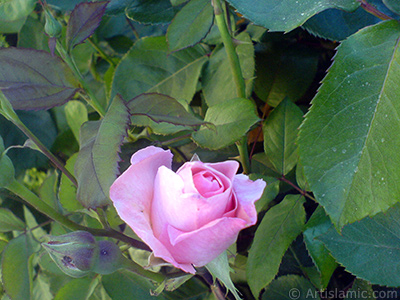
[75, 95, 129, 208]
[66, 1, 109, 51]
[0, 48, 80, 110]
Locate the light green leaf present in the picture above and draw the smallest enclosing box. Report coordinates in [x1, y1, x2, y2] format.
[18, 15, 49, 51]
[202, 32, 254, 106]
[303, 207, 337, 290]
[318, 203, 400, 287]
[102, 269, 164, 300]
[24, 206, 47, 242]
[247, 195, 305, 297]
[226, 0, 359, 32]
[298, 20, 400, 229]
[32, 274, 53, 300]
[0, 208, 25, 232]
[0, 0, 36, 33]
[39, 172, 59, 210]
[54, 277, 97, 300]
[263, 98, 303, 175]
[0, 135, 14, 188]
[2, 234, 34, 300]
[65, 101, 88, 143]
[112, 36, 207, 104]
[167, 0, 214, 52]
[206, 251, 241, 300]
[192, 97, 259, 149]
[75, 95, 129, 208]
[59, 153, 83, 212]
[262, 275, 321, 300]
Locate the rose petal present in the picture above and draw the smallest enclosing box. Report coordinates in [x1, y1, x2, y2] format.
[233, 174, 266, 224]
[152, 166, 233, 233]
[110, 147, 195, 273]
[166, 217, 247, 267]
[205, 160, 239, 181]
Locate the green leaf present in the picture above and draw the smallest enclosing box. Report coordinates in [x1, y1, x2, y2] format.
[127, 93, 206, 128]
[0, 48, 80, 110]
[192, 97, 259, 150]
[0, 135, 14, 188]
[248, 174, 280, 213]
[0, 208, 25, 232]
[59, 153, 83, 212]
[75, 95, 129, 208]
[39, 172, 59, 210]
[32, 274, 53, 300]
[263, 98, 303, 175]
[0, 0, 36, 33]
[318, 203, 400, 287]
[254, 43, 319, 107]
[303, 207, 337, 290]
[112, 36, 207, 103]
[102, 269, 164, 300]
[225, 0, 359, 32]
[2, 234, 35, 300]
[206, 251, 241, 300]
[261, 275, 321, 300]
[167, 0, 214, 52]
[18, 15, 49, 51]
[302, 7, 380, 41]
[298, 20, 400, 228]
[126, 0, 176, 25]
[247, 195, 305, 297]
[296, 162, 310, 192]
[202, 32, 254, 106]
[384, 0, 400, 15]
[66, 1, 108, 51]
[65, 101, 88, 142]
[54, 277, 96, 300]
[345, 279, 376, 300]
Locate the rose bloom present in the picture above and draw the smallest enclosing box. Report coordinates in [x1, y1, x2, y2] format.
[109, 146, 266, 273]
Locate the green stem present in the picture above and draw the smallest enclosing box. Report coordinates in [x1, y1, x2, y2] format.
[56, 41, 106, 117]
[212, 0, 246, 98]
[88, 38, 117, 68]
[13, 115, 78, 187]
[6, 180, 150, 251]
[122, 257, 165, 283]
[212, 0, 250, 174]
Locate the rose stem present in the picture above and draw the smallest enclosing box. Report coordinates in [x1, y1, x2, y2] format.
[212, 0, 250, 174]
[5, 179, 151, 251]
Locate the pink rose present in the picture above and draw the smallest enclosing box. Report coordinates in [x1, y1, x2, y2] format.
[109, 146, 266, 273]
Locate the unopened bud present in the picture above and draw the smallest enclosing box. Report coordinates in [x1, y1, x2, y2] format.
[42, 231, 99, 278]
[44, 10, 62, 38]
[93, 240, 124, 275]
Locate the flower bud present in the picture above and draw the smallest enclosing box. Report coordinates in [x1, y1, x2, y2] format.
[42, 231, 99, 278]
[44, 10, 62, 38]
[93, 240, 124, 275]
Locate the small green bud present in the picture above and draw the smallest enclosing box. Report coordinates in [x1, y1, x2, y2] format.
[44, 10, 62, 38]
[42, 231, 99, 278]
[93, 240, 124, 275]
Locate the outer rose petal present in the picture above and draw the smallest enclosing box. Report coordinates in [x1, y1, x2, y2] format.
[109, 147, 195, 273]
[166, 217, 247, 267]
[233, 174, 266, 224]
